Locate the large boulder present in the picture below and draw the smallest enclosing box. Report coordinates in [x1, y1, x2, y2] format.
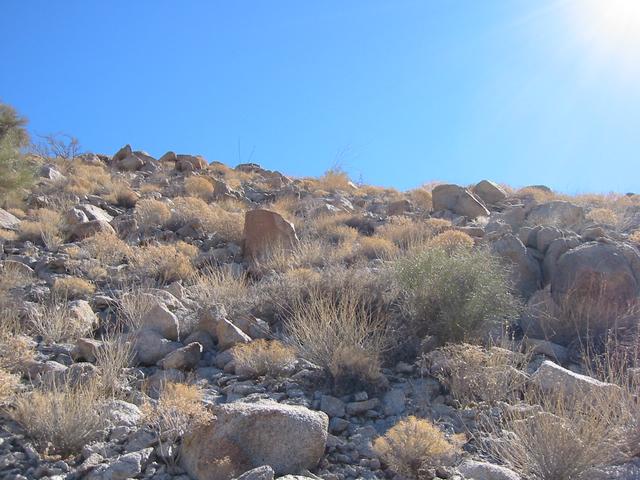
[0, 208, 20, 230]
[531, 360, 620, 399]
[551, 241, 640, 308]
[181, 401, 328, 480]
[526, 201, 584, 229]
[140, 304, 180, 341]
[432, 184, 490, 218]
[176, 154, 208, 172]
[491, 234, 542, 299]
[472, 180, 507, 205]
[243, 209, 299, 261]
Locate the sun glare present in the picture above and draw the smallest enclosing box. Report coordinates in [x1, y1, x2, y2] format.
[569, 0, 640, 75]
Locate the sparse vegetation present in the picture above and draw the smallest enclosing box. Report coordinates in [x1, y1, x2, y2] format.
[374, 416, 459, 479]
[232, 339, 296, 377]
[395, 246, 519, 343]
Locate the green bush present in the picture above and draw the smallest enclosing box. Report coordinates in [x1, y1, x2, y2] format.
[395, 246, 519, 343]
[0, 102, 33, 201]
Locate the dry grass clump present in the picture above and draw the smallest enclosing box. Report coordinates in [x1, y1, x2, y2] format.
[232, 339, 296, 377]
[110, 182, 138, 208]
[29, 295, 93, 343]
[135, 198, 172, 230]
[585, 207, 618, 226]
[284, 287, 391, 393]
[515, 186, 558, 203]
[0, 333, 35, 374]
[184, 176, 213, 199]
[80, 230, 131, 265]
[63, 162, 113, 196]
[427, 343, 528, 406]
[12, 380, 107, 456]
[395, 247, 519, 343]
[482, 386, 626, 480]
[265, 196, 300, 221]
[18, 208, 64, 249]
[375, 217, 453, 252]
[0, 229, 17, 241]
[142, 382, 212, 461]
[170, 197, 244, 243]
[190, 266, 253, 320]
[356, 236, 398, 260]
[130, 244, 196, 284]
[95, 333, 134, 396]
[254, 238, 352, 274]
[374, 416, 459, 479]
[0, 367, 19, 403]
[407, 188, 433, 211]
[428, 229, 474, 253]
[316, 166, 353, 192]
[52, 276, 95, 299]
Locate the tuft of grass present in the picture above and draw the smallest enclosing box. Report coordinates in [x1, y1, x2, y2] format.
[316, 166, 353, 192]
[135, 198, 172, 230]
[183, 176, 213, 199]
[80, 230, 131, 266]
[231, 339, 296, 377]
[130, 244, 196, 284]
[284, 286, 391, 393]
[374, 416, 459, 479]
[585, 207, 618, 226]
[52, 276, 95, 299]
[29, 295, 93, 343]
[189, 266, 253, 320]
[18, 208, 64, 249]
[356, 236, 398, 260]
[428, 229, 474, 253]
[12, 380, 107, 456]
[395, 246, 519, 343]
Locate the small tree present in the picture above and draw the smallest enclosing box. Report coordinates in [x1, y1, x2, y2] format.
[0, 102, 33, 202]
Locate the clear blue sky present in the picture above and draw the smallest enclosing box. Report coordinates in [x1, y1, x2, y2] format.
[2, 1, 640, 193]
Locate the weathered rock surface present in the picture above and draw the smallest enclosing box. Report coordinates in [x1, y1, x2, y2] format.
[243, 209, 299, 260]
[432, 184, 490, 218]
[181, 401, 328, 480]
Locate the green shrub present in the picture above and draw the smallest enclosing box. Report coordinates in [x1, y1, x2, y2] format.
[395, 247, 519, 343]
[0, 102, 33, 202]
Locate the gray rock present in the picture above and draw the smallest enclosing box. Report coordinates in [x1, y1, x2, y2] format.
[432, 184, 490, 218]
[141, 303, 180, 341]
[158, 342, 202, 370]
[346, 399, 380, 416]
[233, 465, 275, 480]
[382, 389, 406, 416]
[217, 318, 251, 351]
[320, 395, 346, 418]
[104, 400, 142, 428]
[458, 459, 521, 480]
[531, 360, 620, 399]
[473, 180, 507, 205]
[133, 329, 181, 365]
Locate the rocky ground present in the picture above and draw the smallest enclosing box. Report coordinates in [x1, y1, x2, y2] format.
[2, 143, 640, 480]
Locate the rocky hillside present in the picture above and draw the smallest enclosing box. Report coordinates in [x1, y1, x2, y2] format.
[1, 142, 640, 480]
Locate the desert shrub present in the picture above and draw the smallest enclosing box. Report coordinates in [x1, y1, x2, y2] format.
[395, 247, 519, 343]
[52, 276, 95, 299]
[232, 339, 296, 377]
[428, 229, 474, 253]
[0, 102, 33, 202]
[189, 266, 253, 320]
[170, 197, 244, 243]
[135, 198, 172, 229]
[316, 166, 352, 191]
[29, 295, 93, 343]
[110, 182, 138, 208]
[63, 162, 112, 196]
[376, 217, 438, 250]
[12, 380, 107, 456]
[81, 230, 131, 266]
[131, 244, 196, 284]
[425, 343, 528, 406]
[407, 188, 433, 211]
[184, 176, 213, 199]
[515, 186, 558, 203]
[284, 287, 391, 393]
[374, 416, 458, 479]
[18, 208, 64, 249]
[0, 333, 35, 374]
[141, 382, 212, 463]
[586, 207, 618, 226]
[482, 387, 625, 480]
[0, 367, 19, 403]
[356, 236, 398, 260]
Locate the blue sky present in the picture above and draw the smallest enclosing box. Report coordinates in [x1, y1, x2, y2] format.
[2, 1, 640, 193]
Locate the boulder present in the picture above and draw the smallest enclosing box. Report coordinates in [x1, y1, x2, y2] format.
[181, 401, 328, 480]
[177, 154, 208, 172]
[531, 360, 620, 399]
[133, 329, 181, 365]
[158, 342, 202, 370]
[141, 303, 180, 341]
[526, 201, 584, 229]
[472, 180, 507, 205]
[0, 208, 21, 230]
[118, 153, 144, 171]
[491, 234, 542, 299]
[112, 144, 133, 163]
[77, 204, 114, 223]
[216, 318, 251, 350]
[70, 219, 115, 240]
[158, 151, 178, 163]
[551, 241, 640, 308]
[39, 164, 65, 181]
[432, 184, 490, 218]
[320, 395, 346, 418]
[68, 300, 99, 332]
[71, 337, 104, 363]
[243, 209, 299, 260]
[458, 460, 521, 480]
